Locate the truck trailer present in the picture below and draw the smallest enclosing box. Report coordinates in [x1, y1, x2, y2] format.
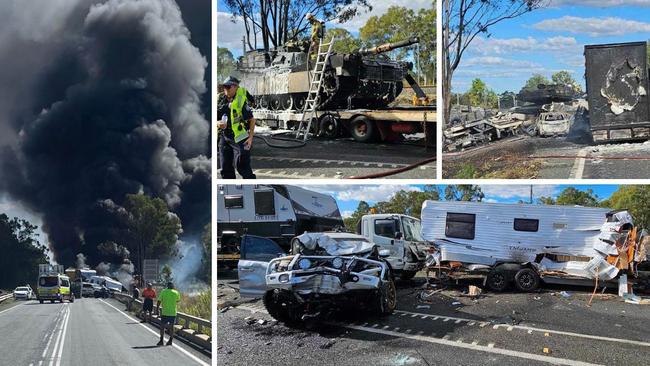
[420, 201, 649, 291]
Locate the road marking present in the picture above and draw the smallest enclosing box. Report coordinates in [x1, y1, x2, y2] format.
[570, 147, 588, 179]
[42, 308, 64, 358]
[0, 301, 23, 315]
[50, 306, 70, 366]
[336, 323, 601, 366]
[398, 309, 650, 348]
[99, 299, 209, 366]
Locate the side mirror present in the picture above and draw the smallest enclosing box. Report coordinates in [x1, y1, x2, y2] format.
[394, 231, 403, 240]
[379, 249, 391, 258]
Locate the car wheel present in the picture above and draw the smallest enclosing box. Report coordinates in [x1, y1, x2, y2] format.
[50, 300, 55, 304]
[514, 268, 540, 292]
[263, 290, 301, 326]
[373, 269, 397, 316]
[70, 296, 74, 303]
[487, 270, 509, 292]
[39, 300, 44, 304]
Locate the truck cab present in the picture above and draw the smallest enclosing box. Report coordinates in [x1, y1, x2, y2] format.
[357, 214, 430, 280]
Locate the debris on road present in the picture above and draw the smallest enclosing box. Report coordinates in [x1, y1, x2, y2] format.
[560, 291, 572, 298]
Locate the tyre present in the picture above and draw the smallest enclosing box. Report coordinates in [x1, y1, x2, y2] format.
[263, 290, 301, 326]
[70, 296, 74, 303]
[350, 116, 376, 142]
[318, 115, 339, 138]
[373, 269, 397, 315]
[514, 268, 540, 292]
[486, 270, 509, 292]
[399, 270, 417, 281]
[39, 300, 43, 304]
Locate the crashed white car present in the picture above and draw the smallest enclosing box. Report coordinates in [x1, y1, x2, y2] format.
[238, 232, 397, 325]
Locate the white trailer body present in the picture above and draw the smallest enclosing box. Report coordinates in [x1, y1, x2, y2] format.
[89, 276, 123, 292]
[420, 201, 637, 282]
[217, 185, 343, 249]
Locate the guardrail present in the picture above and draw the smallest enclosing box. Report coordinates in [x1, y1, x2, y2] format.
[0, 293, 13, 303]
[113, 292, 211, 350]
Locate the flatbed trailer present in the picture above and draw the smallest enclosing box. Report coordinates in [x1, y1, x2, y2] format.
[253, 106, 436, 146]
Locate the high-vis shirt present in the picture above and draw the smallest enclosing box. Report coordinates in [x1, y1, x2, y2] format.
[158, 288, 181, 317]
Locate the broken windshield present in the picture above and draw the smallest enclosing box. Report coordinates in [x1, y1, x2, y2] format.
[402, 216, 424, 242]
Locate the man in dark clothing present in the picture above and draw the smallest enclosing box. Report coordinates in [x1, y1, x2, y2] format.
[217, 76, 257, 179]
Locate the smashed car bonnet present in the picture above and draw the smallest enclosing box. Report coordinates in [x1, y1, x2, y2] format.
[295, 232, 376, 256]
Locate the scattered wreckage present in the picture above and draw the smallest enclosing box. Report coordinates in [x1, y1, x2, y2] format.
[420, 201, 649, 292]
[238, 232, 397, 325]
[445, 41, 650, 150]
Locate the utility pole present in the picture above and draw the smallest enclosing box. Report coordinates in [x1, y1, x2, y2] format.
[530, 185, 533, 204]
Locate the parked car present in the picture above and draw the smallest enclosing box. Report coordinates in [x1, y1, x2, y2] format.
[238, 233, 397, 325]
[13, 286, 33, 300]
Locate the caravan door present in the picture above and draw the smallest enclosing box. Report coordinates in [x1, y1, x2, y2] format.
[238, 235, 286, 298]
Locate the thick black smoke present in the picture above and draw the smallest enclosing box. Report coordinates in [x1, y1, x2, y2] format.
[0, 0, 210, 267]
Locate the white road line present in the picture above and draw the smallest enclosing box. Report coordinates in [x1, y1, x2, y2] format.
[336, 323, 601, 366]
[54, 307, 71, 366]
[41, 308, 64, 358]
[48, 306, 68, 366]
[0, 301, 23, 315]
[98, 299, 209, 366]
[398, 309, 650, 348]
[570, 147, 588, 179]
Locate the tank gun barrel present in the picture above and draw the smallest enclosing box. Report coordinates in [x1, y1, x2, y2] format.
[356, 37, 420, 56]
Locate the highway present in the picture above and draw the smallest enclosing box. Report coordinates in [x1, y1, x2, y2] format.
[0, 298, 210, 366]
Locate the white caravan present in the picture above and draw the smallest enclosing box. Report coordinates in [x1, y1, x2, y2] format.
[420, 201, 647, 291]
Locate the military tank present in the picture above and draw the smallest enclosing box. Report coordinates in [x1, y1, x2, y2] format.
[234, 37, 420, 111]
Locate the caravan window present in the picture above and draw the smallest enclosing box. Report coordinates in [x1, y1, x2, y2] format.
[445, 213, 475, 240]
[254, 190, 275, 215]
[224, 195, 244, 209]
[514, 218, 539, 232]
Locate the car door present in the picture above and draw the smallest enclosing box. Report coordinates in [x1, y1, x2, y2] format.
[238, 235, 286, 298]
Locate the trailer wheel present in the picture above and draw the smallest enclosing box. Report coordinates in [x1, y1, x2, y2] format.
[486, 270, 509, 292]
[319, 115, 339, 138]
[514, 268, 540, 292]
[350, 116, 376, 142]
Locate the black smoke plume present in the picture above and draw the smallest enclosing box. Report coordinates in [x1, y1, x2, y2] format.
[0, 0, 210, 268]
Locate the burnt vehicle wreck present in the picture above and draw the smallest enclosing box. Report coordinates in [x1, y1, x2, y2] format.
[234, 37, 420, 111]
[238, 232, 397, 325]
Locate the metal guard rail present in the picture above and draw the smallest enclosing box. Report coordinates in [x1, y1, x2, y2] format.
[113, 292, 211, 350]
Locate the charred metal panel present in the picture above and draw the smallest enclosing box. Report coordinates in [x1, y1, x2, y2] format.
[585, 42, 650, 130]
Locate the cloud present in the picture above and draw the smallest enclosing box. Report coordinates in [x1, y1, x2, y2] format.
[471, 36, 580, 56]
[215, 11, 246, 51]
[307, 185, 422, 203]
[548, 0, 650, 7]
[533, 16, 650, 37]
[462, 56, 541, 69]
[480, 185, 562, 200]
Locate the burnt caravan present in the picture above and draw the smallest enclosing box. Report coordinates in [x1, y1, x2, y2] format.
[217, 185, 344, 254]
[421, 201, 649, 292]
[584, 42, 650, 142]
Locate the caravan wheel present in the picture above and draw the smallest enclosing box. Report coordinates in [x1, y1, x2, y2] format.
[514, 268, 540, 292]
[486, 270, 508, 292]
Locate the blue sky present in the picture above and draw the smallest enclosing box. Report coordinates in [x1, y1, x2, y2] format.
[453, 0, 650, 93]
[307, 184, 621, 217]
[216, 0, 432, 57]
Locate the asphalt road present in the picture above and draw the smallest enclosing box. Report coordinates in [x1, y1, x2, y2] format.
[217, 276, 650, 366]
[443, 136, 650, 179]
[0, 298, 210, 366]
[218, 132, 436, 179]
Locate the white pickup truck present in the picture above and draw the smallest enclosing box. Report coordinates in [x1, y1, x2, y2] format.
[357, 214, 432, 280]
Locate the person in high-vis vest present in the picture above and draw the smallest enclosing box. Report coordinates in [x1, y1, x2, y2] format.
[306, 13, 324, 62]
[217, 76, 256, 179]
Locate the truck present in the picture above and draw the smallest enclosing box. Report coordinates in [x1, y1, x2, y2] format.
[356, 214, 432, 280]
[420, 201, 649, 292]
[37, 264, 74, 304]
[217, 185, 344, 266]
[89, 275, 124, 293]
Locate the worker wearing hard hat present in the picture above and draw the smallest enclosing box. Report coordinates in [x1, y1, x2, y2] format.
[306, 12, 325, 61]
[217, 76, 256, 179]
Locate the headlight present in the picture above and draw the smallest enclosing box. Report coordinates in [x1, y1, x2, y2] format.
[332, 257, 343, 269]
[298, 258, 312, 270]
[279, 274, 290, 283]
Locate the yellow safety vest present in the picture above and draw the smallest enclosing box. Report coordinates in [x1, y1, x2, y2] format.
[229, 87, 250, 143]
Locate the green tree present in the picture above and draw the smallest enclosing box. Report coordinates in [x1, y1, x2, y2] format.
[373, 186, 440, 219]
[537, 196, 556, 205]
[552, 71, 582, 93]
[554, 187, 599, 207]
[524, 73, 551, 90]
[465, 78, 498, 108]
[360, 5, 436, 83]
[124, 194, 182, 274]
[0, 214, 49, 289]
[444, 185, 484, 202]
[601, 186, 650, 229]
[161, 264, 174, 284]
[325, 28, 362, 53]
[343, 201, 371, 232]
[217, 47, 236, 83]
